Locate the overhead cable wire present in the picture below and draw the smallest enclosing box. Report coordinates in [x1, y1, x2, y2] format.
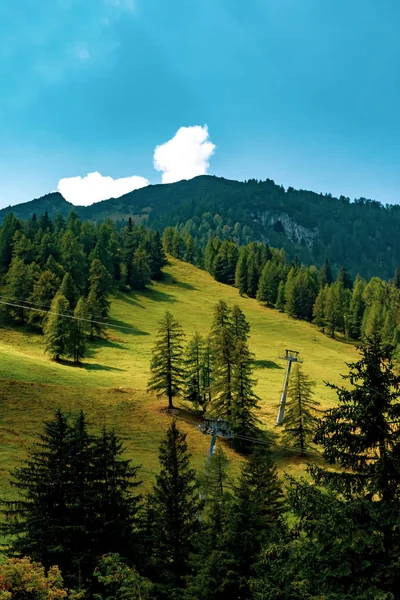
[0, 300, 136, 333]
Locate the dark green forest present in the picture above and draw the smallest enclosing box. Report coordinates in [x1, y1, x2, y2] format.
[2, 175, 400, 279]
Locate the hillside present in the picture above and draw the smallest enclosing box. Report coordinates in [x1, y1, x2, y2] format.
[0, 257, 357, 497]
[2, 175, 400, 279]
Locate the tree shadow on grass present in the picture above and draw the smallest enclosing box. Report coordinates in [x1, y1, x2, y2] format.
[170, 280, 198, 291]
[255, 359, 283, 369]
[114, 290, 146, 309]
[107, 317, 150, 336]
[80, 363, 126, 372]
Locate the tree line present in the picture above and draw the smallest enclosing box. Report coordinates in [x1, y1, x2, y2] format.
[164, 228, 400, 352]
[2, 334, 400, 599]
[0, 211, 166, 362]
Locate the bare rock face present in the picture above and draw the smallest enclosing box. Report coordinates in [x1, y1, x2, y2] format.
[259, 210, 318, 248]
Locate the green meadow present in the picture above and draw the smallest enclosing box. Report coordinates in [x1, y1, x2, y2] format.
[0, 257, 358, 495]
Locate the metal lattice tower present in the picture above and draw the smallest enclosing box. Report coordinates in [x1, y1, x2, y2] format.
[275, 349, 303, 426]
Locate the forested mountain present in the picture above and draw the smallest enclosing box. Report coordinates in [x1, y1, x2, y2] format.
[2, 175, 400, 279]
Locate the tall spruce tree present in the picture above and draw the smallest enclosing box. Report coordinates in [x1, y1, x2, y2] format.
[231, 304, 250, 342]
[320, 257, 333, 287]
[225, 449, 285, 599]
[282, 365, 320, 454]
[2, 411, 142, 590]
[4, 256, 33, 322]
[147, 311, 185, 409]
[150, 421, 202, 594]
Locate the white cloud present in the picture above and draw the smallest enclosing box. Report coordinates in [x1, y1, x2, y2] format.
[57, 171, 149, 206]
[153, 125, 216, 184]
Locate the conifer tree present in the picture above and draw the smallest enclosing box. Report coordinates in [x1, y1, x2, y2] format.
[392, 266, 400, 289]
[171, 229, 185, 259]
[210, 301, 235, 419]
[88, 259, 111, 318]
[275, 280, 286, 311]
[204, 237, 221, 275]
[147, 311, 185, 409]
[67, 297, 88, 363]
[0, 213, 20, 272]
[246, 253, 259, 298]
[4, 256, 33, 322]
[26, 269, 60, 329]
[235, 247, 248, 296]
[282, 365, 320, 454]
[148, 230, 167, 279]
[86, 286, 105, 339]
[231, 304, 250, 342]
[150, 421, 202, 592]
[320, 257, 333, 287]
[2, 411, 142, 590]
[337, 265, 353, 290]
[131, 249, 151, 289]
[184, 233, 197, 264]
[231, 337, 260, 436]
[59, 272, 78, 309]
[312, 284, 328, 331]
[201, 337, 214, 408]
[347, 275, 366, 339]
[225, 449, 285, 598]
[313, 334, 400, 500]
[44, 294, 70, 360]
[184, 332, 207, 413]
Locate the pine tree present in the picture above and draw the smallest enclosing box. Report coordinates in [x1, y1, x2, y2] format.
[231, 304, 250, 342]
[67, 297, 88, 363]
[246, 253, 259, 298]
[392, 266, 400, 289]
[337, 265, 353, 290]
[320, 257, 333, 287]
[1, 409, 74, 578]
[282, 365, 320, 454]
[231, 337, 260, 436]
[59, 272, 78, 309]
[88, 259, 112, 318]
[225, 449, 285, 598]
[312, 284, 328, 331]
[184, 332, 206, 413]
[60, 230, 87, 290]
[184, 233, 197, 264]
[312, 334, 400, 501]
[86, 286, 105, 339]
[4, 256, 33, 322]
[131, 249, 151, 289]
[150, 421, 202, 592]
[27, 269, 60, 330]
[235, 248, 248, 296]
[2, 411, 142, 590]
[201, 337, 214, 408]
[0, 214, 21, 272]
[148, 230, 167, 280]
[162, 227, 174, 255]
[347, 275, 366, 339]
[210, 301, 235, 419]
[275, 280, 286, 311]
[171, 229, 185, 259]
[44, 294, 70, 360]
[147, 311, 185, 409]
[204, 237, 221, 275]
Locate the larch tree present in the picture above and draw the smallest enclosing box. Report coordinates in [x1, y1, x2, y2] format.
[184, 332, 207, 413]
[282, 365, 321, 454]
[44, 294, 70, 360]
[210, 301, 235, 419]
[147, 311, 185, 409]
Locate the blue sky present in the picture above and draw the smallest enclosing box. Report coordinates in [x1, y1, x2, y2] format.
[1, 0, 400, 207]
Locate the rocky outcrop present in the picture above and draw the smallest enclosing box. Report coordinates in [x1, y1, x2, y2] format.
[259, 211, 318, 248]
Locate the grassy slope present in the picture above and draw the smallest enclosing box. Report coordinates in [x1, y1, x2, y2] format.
[0, 257, 357, 496]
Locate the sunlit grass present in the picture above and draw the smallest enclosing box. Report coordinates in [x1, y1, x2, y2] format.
[0, 257, 357, 494]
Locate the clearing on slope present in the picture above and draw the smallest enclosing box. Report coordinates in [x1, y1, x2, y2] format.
[0, 257, 357, 493]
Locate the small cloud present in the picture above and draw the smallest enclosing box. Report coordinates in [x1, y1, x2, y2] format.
[57, 171, 149, 206]
[153, 125, 216, 184]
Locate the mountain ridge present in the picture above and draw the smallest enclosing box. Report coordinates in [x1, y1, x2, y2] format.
[2, 175, 400, 279]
